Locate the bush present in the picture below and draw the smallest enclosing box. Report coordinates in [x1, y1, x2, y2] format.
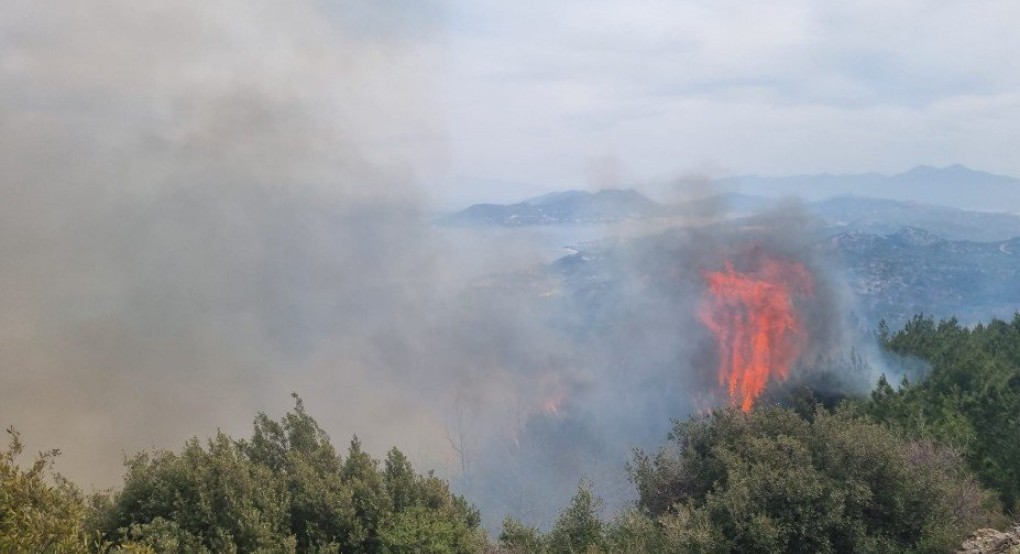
[91, 395, 485, 553]
[0, 427, 90, 553]
[497, 479, 606, 554]
[499, 405, 1003, 553]
[628, 406, 1004, 553]
[545, 479, 604, 554]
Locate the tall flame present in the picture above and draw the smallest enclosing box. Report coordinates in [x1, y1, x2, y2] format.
[699, 256, 813, 412]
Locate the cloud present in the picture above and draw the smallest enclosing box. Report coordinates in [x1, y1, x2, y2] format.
[438, 0, 1020, 195]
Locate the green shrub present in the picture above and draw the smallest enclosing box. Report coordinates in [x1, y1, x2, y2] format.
[628, 406, 1004, 553]
[1, 427, 90, 553]
[91, 395, 485, 553]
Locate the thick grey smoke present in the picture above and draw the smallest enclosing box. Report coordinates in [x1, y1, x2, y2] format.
[0, 0, 889, 535]
[450, 199, 897, 529]
[0, 0, 463, 481]
[0, 2, 635, 527]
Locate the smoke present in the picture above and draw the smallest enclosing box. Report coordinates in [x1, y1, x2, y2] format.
[0, 0, 458, 480]
[1, 1, 639, 529]
[1, 0, 897, 536]
[443, 200, 854, 528]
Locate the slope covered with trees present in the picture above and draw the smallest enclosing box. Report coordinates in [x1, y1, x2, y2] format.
[498, 407, 1004, 554]
[868, 315, 1020, 512]
[4, 316, 1020, 553]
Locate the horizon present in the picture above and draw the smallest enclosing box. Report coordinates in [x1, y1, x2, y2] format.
[433, 1, 1020, 204]
[439, 162, 1020, 209]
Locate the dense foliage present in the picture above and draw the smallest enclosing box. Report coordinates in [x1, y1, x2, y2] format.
[500, 407, 1004, 554]
[869, 314, 1020, 511]
[6, 315, 1020, 553]
[0, 427, 91, 552]
[88, 395, 485, 553]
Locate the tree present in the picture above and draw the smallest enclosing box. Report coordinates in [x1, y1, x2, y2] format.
[0, 427, 90, 553]
[628, 407, 1004, 553]
[91, 396, 486, 553]
[498, 516, 545, 553]
[546, 479, 604, 554]
[869, 314, 1020, 511]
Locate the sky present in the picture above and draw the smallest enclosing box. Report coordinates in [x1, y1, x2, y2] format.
[420, 0, 1020, 205]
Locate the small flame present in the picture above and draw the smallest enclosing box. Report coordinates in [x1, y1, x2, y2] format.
[699, 255, 813, 412]
[540, 393, 566, 416]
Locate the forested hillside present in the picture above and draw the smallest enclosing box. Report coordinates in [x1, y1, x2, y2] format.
[4, 317, 1019, 553]
[868, 315, 1020, 512]
[496, 315, 1020, 553]
[498, 408, 1003, 554]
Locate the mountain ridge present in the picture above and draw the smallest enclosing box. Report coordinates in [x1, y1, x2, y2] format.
[438, 188, 663, 226]
[720, 164, 1020, 212]
[441, 179, 1020, 241]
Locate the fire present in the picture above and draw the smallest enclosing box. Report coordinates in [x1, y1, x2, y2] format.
[540, 393, 566, 416]
[699, 255, 813, 412]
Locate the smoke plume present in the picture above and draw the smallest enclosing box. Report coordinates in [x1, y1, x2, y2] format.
[1, 0, 457, 481]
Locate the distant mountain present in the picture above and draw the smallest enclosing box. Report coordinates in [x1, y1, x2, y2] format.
[439, 189, 663, 226]
[679, 192, 1020, 241]
[721, 164, 1020, 213]
[443, 184, 1020, 242]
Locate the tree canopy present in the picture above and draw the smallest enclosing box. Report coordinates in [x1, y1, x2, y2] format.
[500, 406, 1003, 554]
[6, 314, 1020, 553]
[88, 395, 485, 553]
[868, 314, 1020, 511]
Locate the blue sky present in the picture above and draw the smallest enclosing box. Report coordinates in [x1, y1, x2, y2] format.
[425, 0, 1020, 203]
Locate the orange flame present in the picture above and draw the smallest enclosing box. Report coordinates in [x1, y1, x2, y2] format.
[699, 256, 813, 412]
[540, 393, 566, 416]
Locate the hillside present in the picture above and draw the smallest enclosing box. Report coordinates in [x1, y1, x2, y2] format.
[441, 175, 1020, 241]
[813, 196, 1020, 242]
[547, 224, 1020, 331]
[439, 189, 663, 226]
[821, 227, 1020, 328]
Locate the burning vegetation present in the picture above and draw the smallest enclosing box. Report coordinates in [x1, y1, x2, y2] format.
[699, 253, 814, 412]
